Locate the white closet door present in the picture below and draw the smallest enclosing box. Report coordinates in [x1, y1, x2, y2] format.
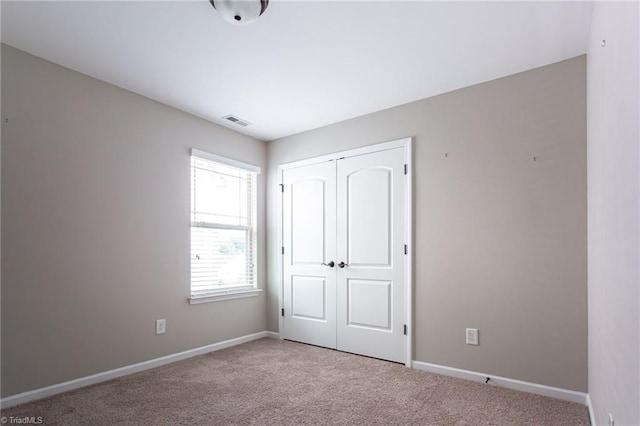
[282, 161, 337, 349]
[336, 147, 406, 363]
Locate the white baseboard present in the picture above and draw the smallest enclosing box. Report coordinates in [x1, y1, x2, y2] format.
[586, 394, 596, 425]
[265, 331, 279, 339]
[412, 360, 588, 405]
[0, 330, 270, 409]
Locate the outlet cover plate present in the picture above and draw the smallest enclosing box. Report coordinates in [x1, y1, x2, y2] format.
[466, 328, 479, 345]
[156, 319, 166, 335]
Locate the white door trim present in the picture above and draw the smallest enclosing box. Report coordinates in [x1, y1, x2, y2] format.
[278, 137, 413, 366]
[279, 138, 410, 171]
[405, 139, 413, 367]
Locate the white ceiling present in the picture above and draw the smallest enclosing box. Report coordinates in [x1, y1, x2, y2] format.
[1, 1, 593, 141]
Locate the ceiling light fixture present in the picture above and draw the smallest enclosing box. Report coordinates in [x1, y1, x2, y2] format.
[210, 0, 269, 25]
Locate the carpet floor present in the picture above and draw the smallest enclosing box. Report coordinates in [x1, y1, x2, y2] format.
[1, 338, 590, 425]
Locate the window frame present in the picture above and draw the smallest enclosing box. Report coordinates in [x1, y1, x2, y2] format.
[188, 149, 261, 305]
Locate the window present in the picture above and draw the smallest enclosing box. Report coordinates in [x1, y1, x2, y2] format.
[189, 149, 260, 304]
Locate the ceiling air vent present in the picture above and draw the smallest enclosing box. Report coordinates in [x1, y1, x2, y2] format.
[222, 115, 251, 127]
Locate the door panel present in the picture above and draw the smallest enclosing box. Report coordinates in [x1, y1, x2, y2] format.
[347, 167, 392, 267]
[336, 148, 406, 363]
[291, 179, 325, 264]
[291, 276, 326, 321]
[347, 279, 392, 330]
[282, 161, 336, 349]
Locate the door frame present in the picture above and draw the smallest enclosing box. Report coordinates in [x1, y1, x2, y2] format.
[277, 137, 413, 367]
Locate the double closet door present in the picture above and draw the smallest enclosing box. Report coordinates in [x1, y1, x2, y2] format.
[281, 145, 408, 363]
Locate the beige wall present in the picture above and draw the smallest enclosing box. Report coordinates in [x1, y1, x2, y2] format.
[587, 2, 640, 425]
[267, 56, 587, 391]
[1, 45, 267, 397]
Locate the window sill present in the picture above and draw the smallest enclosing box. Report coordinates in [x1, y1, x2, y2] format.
[188, 288, 262, 305]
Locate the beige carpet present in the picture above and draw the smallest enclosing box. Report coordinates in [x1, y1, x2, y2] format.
[1, 338, 590, 425]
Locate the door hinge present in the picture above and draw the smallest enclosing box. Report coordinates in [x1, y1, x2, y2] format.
[404, 164, 408, 175]
[404, 244, 408, 255]
[281, 246, 285, 255]
[280, 184, 284, 192]
[404, 324, 408, 335]
[281, 308, 285, 317]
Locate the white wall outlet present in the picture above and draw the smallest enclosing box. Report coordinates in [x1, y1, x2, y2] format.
[608, 413, 614, 426]
[466, 328, 479, 345]
[156, 319, 166, 335]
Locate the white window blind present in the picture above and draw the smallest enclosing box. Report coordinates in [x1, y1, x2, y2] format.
[190, 151, 258, 298]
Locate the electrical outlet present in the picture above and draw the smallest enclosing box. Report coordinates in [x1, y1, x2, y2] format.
[608, 413, 614, 426]
[466, 328, 479, 345]
[156, 319, 166, 335]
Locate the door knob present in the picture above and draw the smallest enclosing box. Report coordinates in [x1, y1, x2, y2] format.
[321, 261, 335, 268]
[338, 261, 348, 268]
